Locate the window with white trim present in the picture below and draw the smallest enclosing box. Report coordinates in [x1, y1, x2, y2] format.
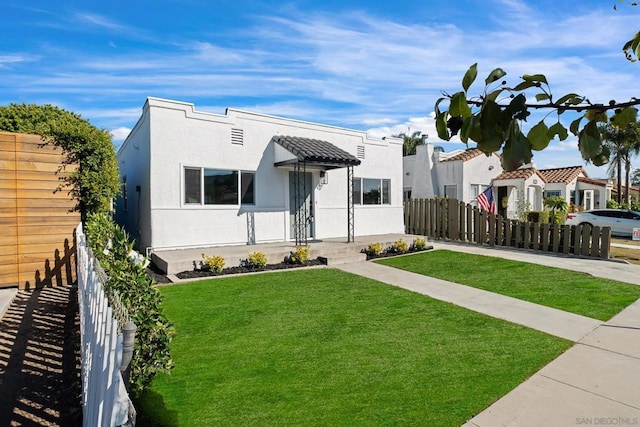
[470, 184, 488, 201]
[184, 167, 255, 205]
[352, 178, 391, 205]
[444, 184, 457, 199]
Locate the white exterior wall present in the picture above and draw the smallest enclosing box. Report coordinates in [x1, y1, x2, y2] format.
[403, 147, 501, 203]
[116, 98, 404, 251]
[436, 158, 463, 199]
[459, 155, 501, 203]
[115, 112, 151, 249]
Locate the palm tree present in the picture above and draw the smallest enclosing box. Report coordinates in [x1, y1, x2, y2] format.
[543, 195, 568, 224]
[393, 131, 424, 156]
[600, 124, 640, 204]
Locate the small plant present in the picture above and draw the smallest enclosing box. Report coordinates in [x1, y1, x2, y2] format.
[364, 242, 383, 257]
[201, 253, 225, 273]
[389, 239, 409, 254]
[289, 245, 310, 265]
[242, 251, 268, 269]
[412, 237, 427, 251]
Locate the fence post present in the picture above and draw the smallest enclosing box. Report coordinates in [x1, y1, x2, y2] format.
[562, 225, 572, 254]
[590, 226, 601, 258]
[120, 321, 137, 387]
[540, 223, 550, 251]
[551, 224, 560, 253]
[601, 227, 611, 259]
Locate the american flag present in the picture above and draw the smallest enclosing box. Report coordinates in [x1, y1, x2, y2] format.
[477, 186, 497, 215]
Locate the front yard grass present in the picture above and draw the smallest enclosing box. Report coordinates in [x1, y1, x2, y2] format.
[136, 269, 570, 426]
[376, 250, 640, 321]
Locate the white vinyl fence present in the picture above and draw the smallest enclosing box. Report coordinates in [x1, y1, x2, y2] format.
[76, 225, 136, 427]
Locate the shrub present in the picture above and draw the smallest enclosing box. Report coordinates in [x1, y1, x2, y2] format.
[86, 214, 173, 396]
[289, 246, 310, 265]
[0, 103, 120, 221]
[201, 254, 225, 273]
[607, 199, 619, 209]
[552, 211, 567, 225]
[526, 211, 549, 223]
[412, 237, 427, 251]
[243, 252, 268, 268]
[389, 239, 409, 254]
[364, 242, 383, 256]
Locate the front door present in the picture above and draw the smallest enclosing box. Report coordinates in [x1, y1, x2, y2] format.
[497, 186, 508, 218]
[289, 171, 314, 242]
[583, 190, 594, 210]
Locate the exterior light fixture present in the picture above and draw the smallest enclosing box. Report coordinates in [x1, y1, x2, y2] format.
[320, 170, 328, 185]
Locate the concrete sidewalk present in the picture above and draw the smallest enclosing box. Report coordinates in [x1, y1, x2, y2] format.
[337, 243, 640, 426]
[0, 287, 18, 320]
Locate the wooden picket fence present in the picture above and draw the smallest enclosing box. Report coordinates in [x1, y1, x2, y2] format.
[76, 225, 136, 427]
[405, 198, 611, 259]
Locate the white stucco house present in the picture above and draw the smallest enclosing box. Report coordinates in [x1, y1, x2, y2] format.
[403, 144, 502, 205]
[492, 166, 612, 219]
[404, 143, 613, 219]
[115, 97, 405, 253]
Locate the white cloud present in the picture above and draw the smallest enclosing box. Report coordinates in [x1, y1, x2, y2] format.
[109, 127, 131, 141]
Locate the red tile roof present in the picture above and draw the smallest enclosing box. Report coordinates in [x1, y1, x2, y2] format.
[577, 176, 607, 187]
[441, 148, 486, 162]
[492, 167, 545, 182]
[538, 166, 586, 184]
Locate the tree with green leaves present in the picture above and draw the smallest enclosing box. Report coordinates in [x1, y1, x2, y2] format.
[0, 103, 173, 395]
[393, 130, 424, 156]
[434, 2, 640, 174]
[632, 168, 640, 185]
[543, 195, 569, 224]
[600, 123, 640, 204]
[0, 103, 120, 220]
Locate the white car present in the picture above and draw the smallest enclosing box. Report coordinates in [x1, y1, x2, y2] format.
[565, 209, 640, 237]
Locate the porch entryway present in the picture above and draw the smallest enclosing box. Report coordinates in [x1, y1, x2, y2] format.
[289, 171, 314, 241]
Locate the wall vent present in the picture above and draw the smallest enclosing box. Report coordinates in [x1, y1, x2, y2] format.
[231, 128, 244, 145]
[357, 145, 365, 159]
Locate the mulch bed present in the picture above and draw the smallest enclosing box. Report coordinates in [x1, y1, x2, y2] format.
[146, 247, 435, 283]
[146, 258, 327, 283]
[364, 246, 433, 261]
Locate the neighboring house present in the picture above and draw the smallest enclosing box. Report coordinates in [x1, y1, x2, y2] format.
[0, 132, 79, 289]
[610, 182, 640, 205]
[404, 143, 614, 219]
[492, 166, 612, 219]
[115, 97, 405, 253]
[403, 144, 502, 205]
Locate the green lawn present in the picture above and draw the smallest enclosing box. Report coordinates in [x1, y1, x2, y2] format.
[376, 250, 640, 321]
[136, 269, 570, 426]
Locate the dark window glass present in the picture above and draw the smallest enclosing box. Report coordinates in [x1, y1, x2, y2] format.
[382, 179, 390, 204]
[241, 172, 255, 205]
[353, 178, 361, 204]
[363, 178, 381, 205]
[204, 169, 238, 205]
[185, 168, 201, 204]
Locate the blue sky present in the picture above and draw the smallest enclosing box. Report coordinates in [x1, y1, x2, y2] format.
[2, 0, 639, 177]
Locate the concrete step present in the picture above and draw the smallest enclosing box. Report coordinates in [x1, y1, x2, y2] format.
[153, 234, 427, 274]
[319, 252, 367, 266]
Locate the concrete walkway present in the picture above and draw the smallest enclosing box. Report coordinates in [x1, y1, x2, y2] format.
[0, 287, 18, 321]
[337, 242, 640, 426]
